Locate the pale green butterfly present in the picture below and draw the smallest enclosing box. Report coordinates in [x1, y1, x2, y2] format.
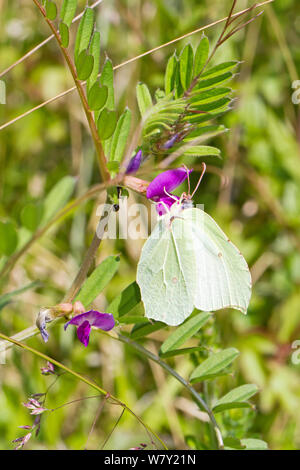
[137, 165, 252, 326]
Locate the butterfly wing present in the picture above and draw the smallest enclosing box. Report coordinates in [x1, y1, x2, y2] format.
[182, 208, 251, 314]
[137, 217, 197, 326]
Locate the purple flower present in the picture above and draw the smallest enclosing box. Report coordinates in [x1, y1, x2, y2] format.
[23, 398, 47, 415]
[126, 150, 143, 174]
[64, 310, 115, 347]
[162, 134, 180, 150]
[146, 167, 192, 215]
[40, 361, 55, 376]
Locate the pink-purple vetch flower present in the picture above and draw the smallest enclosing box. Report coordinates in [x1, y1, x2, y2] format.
[64, 310, 115, 347]
[146, 167, 192, 215]
[126, 149, 143, 174]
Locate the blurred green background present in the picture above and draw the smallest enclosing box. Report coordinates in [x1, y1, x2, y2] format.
[0, 0, 300, 450]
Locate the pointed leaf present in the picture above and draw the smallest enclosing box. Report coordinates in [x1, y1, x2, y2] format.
[76, 50, 94, 80]
[201, 61, 238, 80]
[194, 35, 209, 77]
[108, 282, 141, 318]
[190, 348, 240, 382]
[87, 82, 108, 110]
[60, 0, 77, 27]
[59, 22, 69, 48]
[213, 384, 258, 412]
[97, 108, 117, 140]
[160, 311, 211, 354]
[21, 203, 43, 232]
[75, 255, 120, 307]
[41, 176, 76, 225]
[131, 321, 166, 339]
[0, 221, 18, 256]
[87, 31, 101, 91]
[180, 44, 194, 90]
[45, 0, 57, 20]
[109, 108, 131, 163]
[100, 59, 114, 110]
[165, 53, 178, 95]
[240, 439, 268, 450]
[74, 7, 95, 62]
[136, 83, 152, 117]
[183, 146, 221, 158]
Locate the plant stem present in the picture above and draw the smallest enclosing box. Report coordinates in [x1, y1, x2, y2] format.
[0, 330, 167, 450]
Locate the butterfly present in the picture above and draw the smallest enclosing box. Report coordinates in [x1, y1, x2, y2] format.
[137, 164, 252, 326]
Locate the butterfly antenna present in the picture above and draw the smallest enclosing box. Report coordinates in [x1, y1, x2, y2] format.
[163, 187, 179, 202]
[191, 163, 206, 198]
[183, 164, 191, 196]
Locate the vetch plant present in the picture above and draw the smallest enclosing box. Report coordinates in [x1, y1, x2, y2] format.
[0, 0, 273, 451]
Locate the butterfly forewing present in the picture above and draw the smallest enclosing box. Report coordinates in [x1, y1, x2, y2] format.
[137, 216, 197, 326]
[182, 208, 251, 314]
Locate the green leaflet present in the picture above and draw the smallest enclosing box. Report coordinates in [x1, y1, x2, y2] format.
[213, 384, 258, 413]
[195, 72, 233, 92]
[190, 97, 231, 113]
[165, 53, 178, 95]
[160, 311, 211, 354]
[60, 0, 77, 27]
[131, 321, 166, 339]
[20, 203, 43, 232]
[97, 108, 117, 140]
[0, 221, 18, 256]
[76, 50, 94, 80]
[59, 22, 69, 48]
[201, 61, 238, 80]
[194, 35, 209, 77]
[100, 59, 114, 111]
[190, 348, 240, 382]
[109, 108, 131, 163]
[87, 31, 101, 91]
[180, 44, 194, 90]
[136, 83, 152, 117]
[107, 282, 141, 318]
[45, 0, 57, 20]
[41, 176, 76, 225]
[87, 82, 108, 111]
[189, 87, 232, 105]
[74, 7, 95, 63]
[75, 255, 120, 308]
[182, 145, 221, 158]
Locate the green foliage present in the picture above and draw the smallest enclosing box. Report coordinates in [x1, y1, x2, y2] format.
[41, 176, 76, 225]
[74, 7, 95, 63]
[45, 0, 57, 21]
[159, 311, 211, 355]
[97, 108, 117, 140]
[109, 108, 131, 163]
[190, 348, 240, 382]
[60, 0, 77, 27]
[75, 255, 120, 307]
[0, 221, 18, 256]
